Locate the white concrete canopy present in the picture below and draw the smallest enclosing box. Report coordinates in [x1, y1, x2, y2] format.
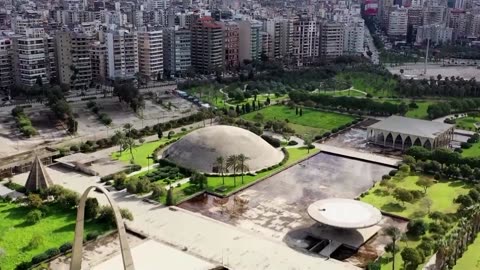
[307, 198, 382, 229]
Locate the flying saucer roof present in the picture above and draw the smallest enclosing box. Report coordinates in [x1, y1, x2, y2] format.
[307, 198, 382, 229]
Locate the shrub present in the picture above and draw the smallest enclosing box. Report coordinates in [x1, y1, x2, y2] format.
[59, 242, 72, 253]
[15, 261, 32, 270]
[410, 190, 424, 201]
[287, 140, 298, 146]
[461, 142, 472, 149]
[70, 145, 79, 152]
[407, 219, 428, 238]
[28, 234, 44, 250]
[25, 210, 43, 224]
[389, 170, 398, 176]
[44, 247, 60, 257]
[85, 197, 99, 220]
[399, 164, 410, 173]
[331, 128, 338, 133]
[324, 132, 331, 137]
[261, 134, 281, 147]
[30, 253, 49, 264]
[27, 194, 43, 209]
[382, 175, 391, 180]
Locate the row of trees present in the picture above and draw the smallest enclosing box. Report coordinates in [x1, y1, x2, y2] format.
[113, 80, 145, 113]
[396, 76, 480, 98]
[405, 146, 480, 176]
[289, 90, 408, 116]
[11, 106, 37, 137]
[214, 154, 250, 187]
[427, 98, 480, 119]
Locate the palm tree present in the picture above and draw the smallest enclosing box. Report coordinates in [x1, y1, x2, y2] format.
[384, 226, 402, 270]
[237, 154, 250, 184]
[124, 137, 136, 161]
[215, 156, 226, 185]
[123, 123, 133, 137]
[226, 155, 239, 187]
[113, 130, 125, 154]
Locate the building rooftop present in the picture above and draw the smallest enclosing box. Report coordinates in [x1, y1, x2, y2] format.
[368, 116, 453, 139]
[307, 198, 382, 229]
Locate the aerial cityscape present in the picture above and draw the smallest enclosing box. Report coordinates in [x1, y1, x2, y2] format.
[0, 0, 479, 269]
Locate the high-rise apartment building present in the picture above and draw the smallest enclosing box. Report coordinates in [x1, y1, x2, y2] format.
[163, 27, 191, 77]
[12, 13, 44, 36]
[220, 21, 239, 70]
[291, 16, 319, 66]
[319, 21, 344, 60]
[238, 20, 263, 64]
[0, 36, 12, 90]
[12, 28, 56, 86]
[90, 41, 107, 82]
[138, 27, 163, 81]
[191, 16, 224, 74]
[266, 18, 292, 59]
[343, 17, 364, 54]
[55, 31, 93, 89]
[105, 29, 139, 80]
[387, 7, 408, 40]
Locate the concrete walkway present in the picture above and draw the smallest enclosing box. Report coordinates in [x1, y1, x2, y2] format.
[316, 144, 400, 167]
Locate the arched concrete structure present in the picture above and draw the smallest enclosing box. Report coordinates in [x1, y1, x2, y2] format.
[70, 185, 135, 270]
[366, 116, 455, 151]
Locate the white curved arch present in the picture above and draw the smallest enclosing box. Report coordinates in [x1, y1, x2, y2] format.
[70, 185, 135, 270]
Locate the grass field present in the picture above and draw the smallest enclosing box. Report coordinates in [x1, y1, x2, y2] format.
[207, 147, 320, 194]
[362, 175, 469, 219]
[112, 136, 183, 167]
[0, 202, 108, 269]
[335, 71, 397, 97]
[322, 89, 367, 97]
[461, 141, 480, 157]
[456, 116, 480, 131]
[241, 105, 355, 137]
[454, 232, 480, 270]
[361, 173, 470, 270]
[386, 100, 435, 119]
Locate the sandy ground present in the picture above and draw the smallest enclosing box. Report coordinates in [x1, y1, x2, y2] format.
[388, 63, 479, 80]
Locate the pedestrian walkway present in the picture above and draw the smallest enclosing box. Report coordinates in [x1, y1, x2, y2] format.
[317, 144, 400, 167]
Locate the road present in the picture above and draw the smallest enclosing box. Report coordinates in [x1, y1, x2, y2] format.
[364, 25, 379, 65]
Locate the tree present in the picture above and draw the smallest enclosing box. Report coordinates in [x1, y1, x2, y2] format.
[416, 178, 434, 194]
[27, 194, 43, 209]
[407, 219, 428, 238]
[167, 131, 175, 139]
[226, 155, 240, 187]
[237, 154, 250, 184]
[157, 127, 163, 139]
[215, 156, 226, 185]
[401, 247, 423, 269]
[26, 210, 42, 224]
[420, 197, 433, 213]
[393, 188, 413, 206]
[166, 187, 175, 206]
[28, 234, 44, 250]
[303, 134, 314, 153]
[190, 172, 207, 189]
[123, 137, 136, 161]
[384, 226, 402, 270]
[112, 130, 126, 154]
[85, 197, 99, 220]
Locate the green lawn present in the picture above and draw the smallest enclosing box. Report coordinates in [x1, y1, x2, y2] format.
[362, 174, 469, 219]
[454, 232, 480, 270]
[335, 71, 397, 97]
[462, 142, 480, 157]
[241, 105, 355, 137]
[361, 173, 470, 270]
[112, 136, 182, 167]
[405, 101, 435, 119]
[322, 89, 367, 97]
[0, 202, 108, 269]
[207, 147, 320, 194]
[456, 116, 480, 131]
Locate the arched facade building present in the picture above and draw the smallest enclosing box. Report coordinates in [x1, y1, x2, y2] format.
[366, 116, 455, 150]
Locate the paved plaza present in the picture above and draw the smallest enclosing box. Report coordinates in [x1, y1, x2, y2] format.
[388, 63, 479, 80]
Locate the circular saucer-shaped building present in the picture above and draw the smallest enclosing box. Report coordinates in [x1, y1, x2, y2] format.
[307, 198, 382, 229]
[162, 125, 284, 173]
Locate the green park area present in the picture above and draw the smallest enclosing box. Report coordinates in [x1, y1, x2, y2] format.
[361, 170, 471, 270]
[111, 134, 185, 168]
[335, 71, 397, 97]
[0, 202, 108, 269]
[322, 88, 367, 97]
[462, 143, 480, 158]
[207, 147, 319, 194]
[242, 105, 355, 137]
[455, 116, 480, 131]
[404, 101, 435, 119]
[453, 232, 480, 270]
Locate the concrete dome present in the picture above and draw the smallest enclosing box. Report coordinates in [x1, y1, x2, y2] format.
[162, 125, 284, 173]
